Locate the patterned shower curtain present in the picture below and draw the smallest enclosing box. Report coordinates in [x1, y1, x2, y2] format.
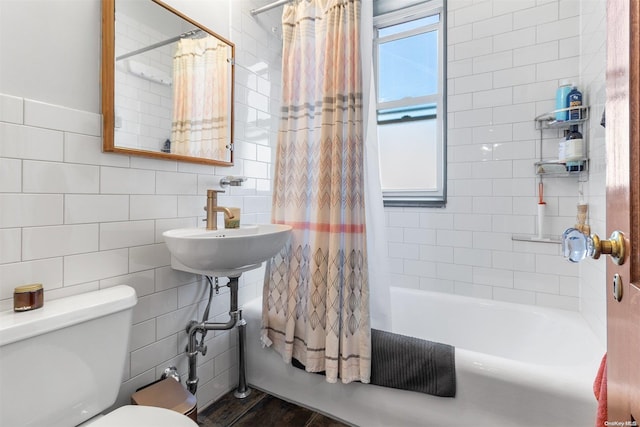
[171, 36, 229, 159]
[262, 0, 370, 384]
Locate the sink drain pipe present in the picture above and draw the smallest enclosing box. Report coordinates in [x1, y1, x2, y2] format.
[185, 276, 250, 397]
[233, 310, 251, 398]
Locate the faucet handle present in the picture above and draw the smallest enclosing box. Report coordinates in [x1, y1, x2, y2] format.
[207, 189, 225, 197]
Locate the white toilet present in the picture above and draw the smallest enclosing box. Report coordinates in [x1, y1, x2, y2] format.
[0, 285, 197, 427]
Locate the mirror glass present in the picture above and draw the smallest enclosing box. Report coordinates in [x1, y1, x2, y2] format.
[102, 0, 235, 165]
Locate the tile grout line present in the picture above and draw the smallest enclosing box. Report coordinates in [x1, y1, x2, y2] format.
[227, 393, 268, 427]
[304, 412, 321, 427]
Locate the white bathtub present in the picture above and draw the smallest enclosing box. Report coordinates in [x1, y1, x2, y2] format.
[243, 287, 604, 427]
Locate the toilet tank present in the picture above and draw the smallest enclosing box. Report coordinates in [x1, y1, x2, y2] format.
[0, 285, 137, 427]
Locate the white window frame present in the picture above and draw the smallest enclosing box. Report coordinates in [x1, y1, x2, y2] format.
[374, 0, 447, 207]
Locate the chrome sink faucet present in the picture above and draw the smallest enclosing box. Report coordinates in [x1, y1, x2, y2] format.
[205, 189, 235, 230]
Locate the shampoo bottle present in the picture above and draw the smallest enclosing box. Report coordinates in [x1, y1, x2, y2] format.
[565, 126, 584, 160]
[565, 126, 585, 172]
[555, 80, 572, 121]
[567, 86, 583, 120]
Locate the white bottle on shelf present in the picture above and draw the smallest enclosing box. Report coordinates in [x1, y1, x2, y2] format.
[558, 136, 567, 162]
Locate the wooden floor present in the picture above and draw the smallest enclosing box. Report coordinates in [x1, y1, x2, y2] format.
[198, 388, 349, 427]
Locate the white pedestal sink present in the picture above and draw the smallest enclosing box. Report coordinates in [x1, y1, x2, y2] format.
[163, 224, 292, 277]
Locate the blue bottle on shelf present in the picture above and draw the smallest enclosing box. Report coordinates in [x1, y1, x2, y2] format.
[567, 86, 583, 120]
[555, 80, 571, 121]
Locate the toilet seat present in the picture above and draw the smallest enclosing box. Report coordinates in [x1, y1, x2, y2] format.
[84, 405, 198, 427]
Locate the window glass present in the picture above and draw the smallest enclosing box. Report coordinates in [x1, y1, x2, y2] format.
[378, 118, 438, 191]
[377, 14, 439, 37]
[378, 31, 438, 103]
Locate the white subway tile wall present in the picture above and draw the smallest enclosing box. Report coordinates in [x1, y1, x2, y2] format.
[577, 0, 607, 345]
[0, 0, 281, 412]
[0, 0, 608, 413]
[386, 0, 607, 344]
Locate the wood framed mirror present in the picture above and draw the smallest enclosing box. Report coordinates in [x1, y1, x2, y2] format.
[102, 0, 235, 165]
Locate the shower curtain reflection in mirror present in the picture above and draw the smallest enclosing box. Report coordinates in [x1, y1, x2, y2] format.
[171, 36, 230, 159]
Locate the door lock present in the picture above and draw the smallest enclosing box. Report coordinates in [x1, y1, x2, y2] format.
[562, 228, 626, 265]
[612, 273, 623, 302]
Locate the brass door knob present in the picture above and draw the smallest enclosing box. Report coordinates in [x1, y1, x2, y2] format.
[562, 228, 626, 265]
[589, 230, 625, 264]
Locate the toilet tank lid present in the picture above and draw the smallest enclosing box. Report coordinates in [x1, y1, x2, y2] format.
[0, 285, 137, 346]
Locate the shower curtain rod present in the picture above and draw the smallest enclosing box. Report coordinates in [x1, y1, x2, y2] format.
[116, 28, 203, 61]
[250, 0, 291, 16]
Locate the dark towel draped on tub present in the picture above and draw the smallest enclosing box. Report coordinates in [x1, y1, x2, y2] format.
[292, 329, 456, 397]
[370, 329, 456, 397]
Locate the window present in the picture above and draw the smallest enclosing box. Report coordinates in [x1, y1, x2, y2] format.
[374, 1, 446, 207]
